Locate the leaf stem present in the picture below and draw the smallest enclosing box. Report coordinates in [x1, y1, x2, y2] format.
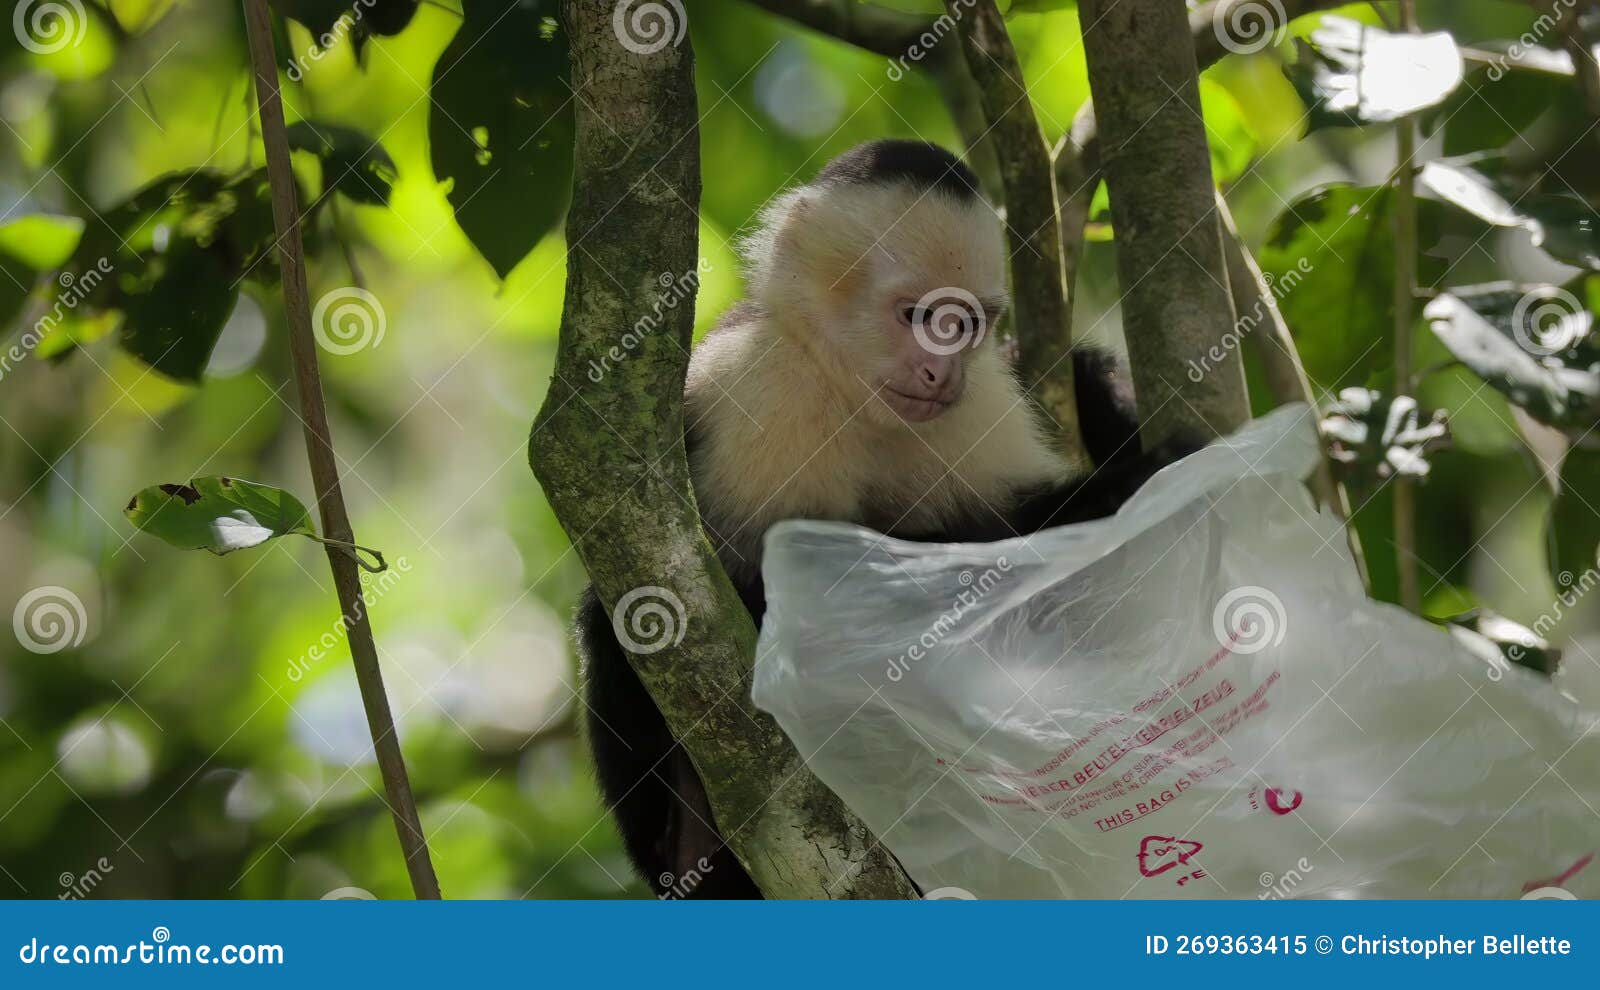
[302, 533, 387, 573]
[241, 0, 440, 899]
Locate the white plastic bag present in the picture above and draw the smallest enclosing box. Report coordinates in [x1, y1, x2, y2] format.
[752, 406, 1599, 899]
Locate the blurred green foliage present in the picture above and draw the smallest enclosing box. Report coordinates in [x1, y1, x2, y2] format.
[0, 0, 1597, 900]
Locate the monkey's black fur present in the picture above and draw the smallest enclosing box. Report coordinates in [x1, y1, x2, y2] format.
[814, 139, 980, 201]
[577, 346, 1194, 899]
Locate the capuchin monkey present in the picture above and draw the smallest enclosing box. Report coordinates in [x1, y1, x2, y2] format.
[575, 140, 1196, 899]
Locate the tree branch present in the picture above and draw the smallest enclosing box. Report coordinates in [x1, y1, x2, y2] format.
[241, 0, 440, 899]
[1079, 0, 1249, 443]
[948, 0, 1082, 455]
[530, 0, 914, 899]
[1393, 0, 1421, 613]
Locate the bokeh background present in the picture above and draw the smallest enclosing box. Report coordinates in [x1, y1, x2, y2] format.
[1, 0, 1597, 899]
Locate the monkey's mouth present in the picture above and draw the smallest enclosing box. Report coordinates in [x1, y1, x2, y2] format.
[882, 385, 957, 422]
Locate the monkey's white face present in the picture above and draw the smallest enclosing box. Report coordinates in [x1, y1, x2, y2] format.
[745, 183, 1009, 429]
[861, 273, 1007, 424]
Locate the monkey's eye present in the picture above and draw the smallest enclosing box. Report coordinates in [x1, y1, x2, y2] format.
[897, 302, 918, 328]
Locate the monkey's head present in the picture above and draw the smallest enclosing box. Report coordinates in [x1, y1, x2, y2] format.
[741, 140, 1010, 427]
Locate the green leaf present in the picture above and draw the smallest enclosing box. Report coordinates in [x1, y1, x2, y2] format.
[98, 0, 180, 34]
[49, 168, 279, 381]
[1549, 447, 1600, 591]
[430, 0, 573, 278]
[1258, 185, 1407, 388]
[124, 477, 316, 556]
[0, 214, 84, 269]
[1287, 16, 1464, 130]
[1420, 160, 1600, 270]
[1424, 285, 1600, 432]
[1199, 78, 1258, 185]
[1426, 68, 1575, 157]
[287, 121, 397, 205]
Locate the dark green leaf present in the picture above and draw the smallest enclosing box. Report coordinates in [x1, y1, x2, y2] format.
[430, 0, 573, 278]
[124, 477, 316, 556]
[1320, 388, 1450, 485]
[1421, 160, 1600, 270]
[1426, 67, 1575, 157]
[1286, 17, 1464, 130]
[287, 120, 397, 205]
[1549, 446, 1600, 591]
[1424, 285, 1600, 431]
[49, 168, 278, 381]
[1258, 184, 1433, 388]
[269, 0, 356, 39]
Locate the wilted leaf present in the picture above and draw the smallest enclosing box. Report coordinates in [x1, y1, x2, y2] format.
[287, 121, 397, 205]
[1549, 447, 1600, 591]
[124, 477, 316, 556]
[431, 0, 573, 278]
[1424, 285, 1600, 431]
[1287, 17, 1464, 129]
[1321, 388, 1450, 484]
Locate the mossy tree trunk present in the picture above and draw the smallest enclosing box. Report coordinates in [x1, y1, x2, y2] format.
[528, 0, 915, 899]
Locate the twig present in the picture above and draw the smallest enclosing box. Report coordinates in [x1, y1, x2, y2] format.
[1393, 0, 1421, 613]
[241, 0, 441, 899]
[948, 0, 1082, 456]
